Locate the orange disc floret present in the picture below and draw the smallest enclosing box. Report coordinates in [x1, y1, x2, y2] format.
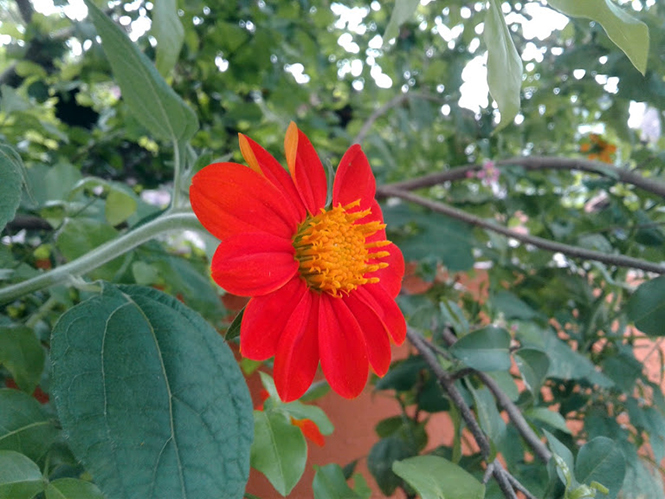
[189, 122, 406, 403]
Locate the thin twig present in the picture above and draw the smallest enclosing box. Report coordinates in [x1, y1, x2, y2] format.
[376, 156, 665, 199]
[380, 186, 665, 275]
[439, 328, 552, 463]
[503, 470, 539, 499]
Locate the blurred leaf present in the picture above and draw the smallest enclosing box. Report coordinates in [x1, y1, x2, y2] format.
[485, 0, 522, 131]
[450, 326, 512, 372]
[468, 383, 506, 448]
[0, 450, 45, 499]
[375, 355, 428, 392]
[0, 143, 23, 233]
[575, 437, 625, 499]
[105, 189, 137, 226]
[440, 300, 470, 335]
[225, 307, 244, 341]
[251, 410, 307, 496]
[0, 326, 44, 394]
[45, 478, 104, 499]
[282, 401, 334, 436]
[152, 0, 184, 76]
[383, 0, 420, 46]
[392, 455, 485, 499]
[84, 1, 198, 142]
[514, 348, 550, 395]
[526, 407, 571, 434]
[50, 284, 253, 499]
[493, 290, 537, 320]
[544, 429, 578, 489]
[368, 437, 417, 496]
[0, 389, 59, 463]
[548, 0, 649, 75]
[626, 276, 665, 336]
[313, 464, 361, 499]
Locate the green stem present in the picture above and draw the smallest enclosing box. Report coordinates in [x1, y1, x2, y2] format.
[0, 212, 202, 304]
[171, 140, 183, 208]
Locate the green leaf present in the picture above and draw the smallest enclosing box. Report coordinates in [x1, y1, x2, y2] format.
[312, 464, 361, 499]
[0, 327, 45, 393]
[514, 348, 550, 395]
[493, 290, 537, 320]
[105, 189, 137, 226]
[0, 450, 45, 499]
[45, 478, 104, 499]
[0, 389, 59, 464]
[50, 284, 253, 499]
[392, 455, 485, 499]
[526, 407, 571, 434]
[547, 0, 649, 75]
[225, 307, 244, 341]
[84, 1, 198, 142]
[0, 143, 23, 233]
[485, 0, 523, 131]
[468, 384, 506, 447]
[383, 0, 420, 46]
[368, 437, 417, 496]
[251, 410, 307, 496]
[55, 218, 125, 281]
[440, 300, 470, 335]
[152, 0, 185, 76]
[575, 437, 625, 499]
[544, 429, 578, 489]
[450, 326, 512, 372]
[626, 276, 665, 336]
[282, 401, 334, 436]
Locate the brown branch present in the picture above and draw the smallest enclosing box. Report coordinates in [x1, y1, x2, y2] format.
[376, 156, 665, 199]
[380, 186, 665, 275]
[406, 328, 537, 499]
[439, 328, 552, 463]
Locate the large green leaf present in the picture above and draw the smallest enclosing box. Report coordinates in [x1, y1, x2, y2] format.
[0, 143, 23, 233]
[626, 276, 665, 336]
[450, 326, 512, 372]
[0, 450, 45, 499]
[50, 284, 253, 499]
[575, 437, 625, 499]
[383, 0, 420, 46]
[84, 1, 198, 142]
[392, 455, 485, 499]
[485, 0, 522, 131]
[152, 0, 185, 76]
[0, 326, 44, 393]
[544, 429, 578, 489]
[45, 478, 105, 499]
[312, 464, 362, 499]
[547, 0, 649, 75]
[250, 410, 307, 496]
[514, 348, 550, 395]
[0, 389, 58, 464]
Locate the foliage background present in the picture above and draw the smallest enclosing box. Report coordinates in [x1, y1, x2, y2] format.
[0, 0, 665, 498]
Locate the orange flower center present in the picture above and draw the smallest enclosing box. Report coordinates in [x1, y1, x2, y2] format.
[293, 200, 390, 297]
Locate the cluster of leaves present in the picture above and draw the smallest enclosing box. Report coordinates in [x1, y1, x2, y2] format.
[1, 0, 665, 498]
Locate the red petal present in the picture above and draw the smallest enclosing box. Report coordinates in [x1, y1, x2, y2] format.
[373, 242, 405, 298]
[332, 145, 376, 212]
[284, 122, 327, 214]
[357, 284, 406, 345]
[273, 291, 320, 402]
[239, 133, 307, 222]
[211, 233, 298, 296]
[343, 293, 391, 377]
[190, 162, 298, 240]
[318, 295, 369, 399]
[291, 418, 325, 447]
[240, 277, 307, 361]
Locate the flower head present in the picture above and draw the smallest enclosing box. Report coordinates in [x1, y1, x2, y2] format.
[190, 123, 406, 402]
[580, 134, 617, 164]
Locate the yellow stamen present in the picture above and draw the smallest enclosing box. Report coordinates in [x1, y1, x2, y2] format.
[293, 200, 391, 297]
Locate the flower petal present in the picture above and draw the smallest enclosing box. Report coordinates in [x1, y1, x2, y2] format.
[284, 122, 328, 214]
[240, 277, 307, 361]
[273, 290, 320, 402]
[190, 162, 298, 240]
[318, 295, 369, 398]
[332, 145, 376, 211]
[238, 133, 307, 222]
[356, 284, 406, 345]
[211, 232, 298, 296]
[343, 292, 391, 377]
[372, 242, 405, 298]
[291, 418, 325, 447]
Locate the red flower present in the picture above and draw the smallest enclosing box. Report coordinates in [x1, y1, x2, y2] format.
[190, 123, 406, 402]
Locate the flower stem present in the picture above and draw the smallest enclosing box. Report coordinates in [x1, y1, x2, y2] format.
[0, 212, 203, 304]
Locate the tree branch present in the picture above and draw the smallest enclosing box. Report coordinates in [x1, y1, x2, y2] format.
[406, 328, 538, 499]
[376, 156, 665, 199]
[379, 186, 665, 275]
[15, 0, 33, 24]
[439, 328, 552, 463]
